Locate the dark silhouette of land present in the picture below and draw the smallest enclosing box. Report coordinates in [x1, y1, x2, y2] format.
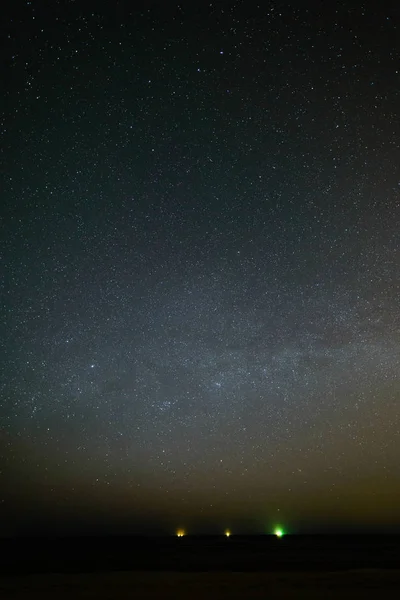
[1, 535, 400, 598]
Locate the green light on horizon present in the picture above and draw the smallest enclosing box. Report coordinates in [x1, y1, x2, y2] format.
[274, 527, 284, 538]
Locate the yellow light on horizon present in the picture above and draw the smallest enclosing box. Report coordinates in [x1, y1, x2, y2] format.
[225, 530, 231, 537]
[176, 530, 185, 537]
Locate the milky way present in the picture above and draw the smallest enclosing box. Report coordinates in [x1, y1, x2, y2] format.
[1, 1, 400, 534]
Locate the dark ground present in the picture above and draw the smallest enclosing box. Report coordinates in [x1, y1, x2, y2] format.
[1, 536, 400, 598]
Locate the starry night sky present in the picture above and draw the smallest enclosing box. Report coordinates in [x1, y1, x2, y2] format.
[1, 1, 400, 536]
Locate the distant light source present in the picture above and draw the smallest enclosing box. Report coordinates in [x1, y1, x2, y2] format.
[225, 530, 231, 537]
[274, 527, 284, 538]
[176, 530, 185, 537]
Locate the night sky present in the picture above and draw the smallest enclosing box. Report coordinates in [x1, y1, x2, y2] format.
[1, 1, 400, 536]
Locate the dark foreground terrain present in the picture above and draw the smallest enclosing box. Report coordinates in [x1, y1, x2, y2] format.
[2, 570, 400, 599]
[1, 536, 400, 598]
